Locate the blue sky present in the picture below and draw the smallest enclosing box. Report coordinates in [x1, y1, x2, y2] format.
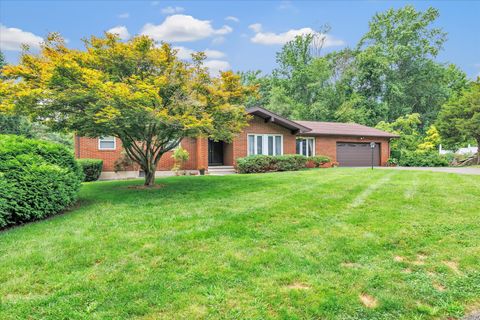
[1, 0, 479, 78]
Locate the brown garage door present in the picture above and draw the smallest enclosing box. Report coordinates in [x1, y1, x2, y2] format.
[336, 142, 380, 167]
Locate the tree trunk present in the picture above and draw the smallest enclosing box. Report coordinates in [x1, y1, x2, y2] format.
[144, 169, 155, 186]
[120, 136, 169, 187]
[477, 138, 480, 165]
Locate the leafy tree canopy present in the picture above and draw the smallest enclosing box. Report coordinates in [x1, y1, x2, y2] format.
[1, 33, 254, 185]
[437, 79, 480, 162]
[242, 6, 467, 131]
[376, 113, 423, 153]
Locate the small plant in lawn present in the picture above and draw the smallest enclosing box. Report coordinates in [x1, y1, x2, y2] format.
[114, 151, 136, 173]
[172, 147, 189, 175]
[386, 158, 398, 167]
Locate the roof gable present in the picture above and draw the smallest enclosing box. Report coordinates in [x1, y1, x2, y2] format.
[246, 107, 311, 134]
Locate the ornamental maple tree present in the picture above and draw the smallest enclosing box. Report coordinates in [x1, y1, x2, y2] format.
[1, 33, 253, 186]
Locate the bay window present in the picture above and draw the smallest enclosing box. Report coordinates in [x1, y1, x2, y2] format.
[296, 137, 315, 156]
[247, 134, 283, 156]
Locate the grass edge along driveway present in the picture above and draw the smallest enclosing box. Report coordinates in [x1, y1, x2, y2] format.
[1, 168, 479, 319]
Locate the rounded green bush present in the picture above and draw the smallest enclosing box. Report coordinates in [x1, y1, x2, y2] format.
[0, 135, 82, 228]
[237, 154, 308, 173]
[309, 155, 331, 167]
[398, 150, 449, 167]
[77, 158, 103, 182]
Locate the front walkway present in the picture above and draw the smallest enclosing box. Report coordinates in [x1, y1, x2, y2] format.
[378, 166, 480, 175]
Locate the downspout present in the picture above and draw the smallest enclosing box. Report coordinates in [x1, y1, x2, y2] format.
[75, 134, 80, 158]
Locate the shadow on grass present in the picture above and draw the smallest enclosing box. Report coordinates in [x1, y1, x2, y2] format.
[0, 197, 95, 233]
[79, 173, 294, 206]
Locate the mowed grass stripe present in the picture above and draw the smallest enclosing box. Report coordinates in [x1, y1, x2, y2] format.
[0, 169, 479, 319]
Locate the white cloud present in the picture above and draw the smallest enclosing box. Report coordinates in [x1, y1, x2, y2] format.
[204, 60, 231, 75]
[225, 16, 239, 23]
[107, 26, 130, 40]
[211, 36, 225, 45]
[204, 49, 225, 59]
[173, 46, 225, 60]
[141, 15, 233, 42]
[173, 49, 231, 75]
[250, 27, 345, 47]
[0, 24, 42, 51]
[278, 1, 296, 11]
[248, 23, 262, 33]
[174, 46, 195, 60]
[118, 12, 129, 19]
[161, 6, 185, 14]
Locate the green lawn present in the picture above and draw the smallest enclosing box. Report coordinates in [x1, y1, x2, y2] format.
[1, 169, 480, 319]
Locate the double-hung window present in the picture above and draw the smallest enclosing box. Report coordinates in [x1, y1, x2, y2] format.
[296, 137, 315, 156]
[247, 134, 283, 156]
[98, 136, 116, 150]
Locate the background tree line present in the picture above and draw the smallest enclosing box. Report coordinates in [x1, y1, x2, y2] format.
[241, 6, 478, 161]
[1, 5, 478, 166]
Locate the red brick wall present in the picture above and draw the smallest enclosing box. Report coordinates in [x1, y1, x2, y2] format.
[75, 136, 198, 171]
[223, 142, 234, 166]
[75, 119, 392, 171]
[307, 135, 391, 166]
[231, 115, 298, 163]
[196, 137, 208, 170]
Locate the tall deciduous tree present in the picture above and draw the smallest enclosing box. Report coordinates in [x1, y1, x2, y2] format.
[357, 6, 466, 127]
[252, 6, 467, 129]
[1, 34, 253, 186]
[437, 79, 480, 163]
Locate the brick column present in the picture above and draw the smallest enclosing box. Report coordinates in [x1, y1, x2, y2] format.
[196, 137, 208, 169]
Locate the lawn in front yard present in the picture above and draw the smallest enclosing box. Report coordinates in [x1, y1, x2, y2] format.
[1, 169, 479, 319]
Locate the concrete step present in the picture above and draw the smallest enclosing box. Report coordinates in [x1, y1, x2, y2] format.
[208, 166, 236, 175]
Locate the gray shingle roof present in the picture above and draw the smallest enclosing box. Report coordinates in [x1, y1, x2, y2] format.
[295, 120, 399, 138]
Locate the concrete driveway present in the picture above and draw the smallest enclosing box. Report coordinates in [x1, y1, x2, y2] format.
[378, 166, 480, 175]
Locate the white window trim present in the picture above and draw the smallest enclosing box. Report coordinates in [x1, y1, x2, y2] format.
[296, 137, 315, 156]
[247, 134, 283, 156]
[98, 136, 116, 150]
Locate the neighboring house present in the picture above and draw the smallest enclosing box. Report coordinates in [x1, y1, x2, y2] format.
[75, 106, 399, 179]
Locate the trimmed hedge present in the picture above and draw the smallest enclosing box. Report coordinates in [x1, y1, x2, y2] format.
[0, 135, 83, 228]
[78, 158, 103, 181]
[309, 155, 331, 167]
[237, 155, 308, 173]
[397, 150, 449, 167]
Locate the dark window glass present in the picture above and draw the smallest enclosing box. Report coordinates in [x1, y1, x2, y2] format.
[257, 136, 263, 155]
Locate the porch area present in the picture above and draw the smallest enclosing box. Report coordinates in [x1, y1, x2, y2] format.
[207, 139, 235, 174]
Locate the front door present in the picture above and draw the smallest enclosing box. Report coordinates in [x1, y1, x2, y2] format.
[208, 139, 224, 166]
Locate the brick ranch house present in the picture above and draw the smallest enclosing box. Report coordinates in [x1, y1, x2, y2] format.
[75, 106, 399, 179]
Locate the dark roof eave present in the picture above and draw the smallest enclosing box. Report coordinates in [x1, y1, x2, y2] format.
[246, 106, 311, 133]
[301, 132, 400, 138]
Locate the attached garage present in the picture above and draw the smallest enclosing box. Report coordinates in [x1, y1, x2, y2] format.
[295, 120, 399, 167]
[336, 142, 380, 167]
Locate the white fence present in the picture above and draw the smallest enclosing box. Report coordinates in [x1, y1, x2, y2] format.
[439, 144, 478, 155]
